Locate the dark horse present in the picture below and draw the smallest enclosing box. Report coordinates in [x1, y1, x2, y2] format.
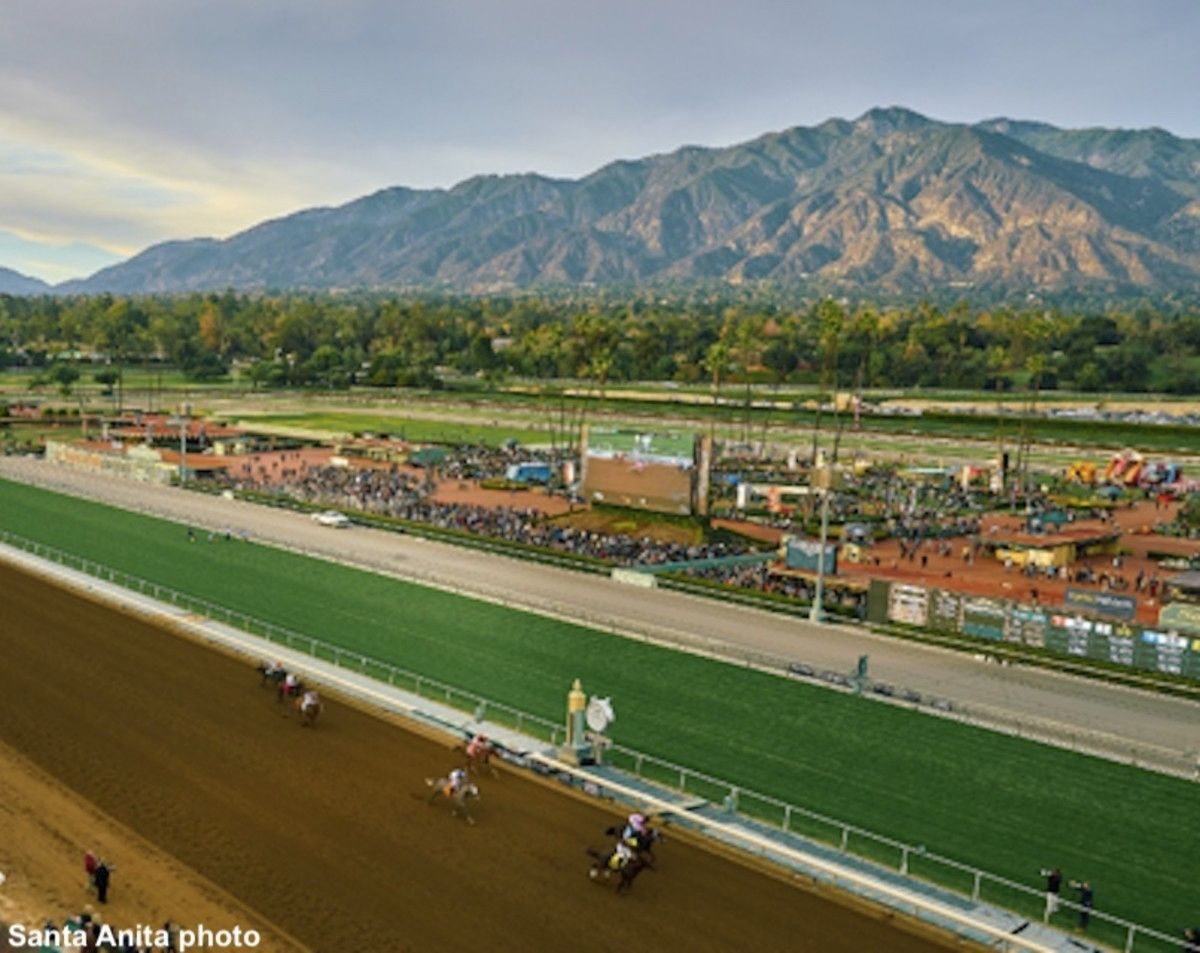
[253, 662, 306, 705]
[255, 662, 286, 689]
[605, 825, 664, 869]
[585, 844, 648, 895]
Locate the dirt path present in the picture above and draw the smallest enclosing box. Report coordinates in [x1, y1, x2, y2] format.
[0, 563, 956, 953]
[0, 740, 306, 951]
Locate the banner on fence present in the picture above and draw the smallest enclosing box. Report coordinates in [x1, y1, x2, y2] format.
[1063, 587, 1137, 621]
[1158, 601, 1200, 636]
[887, 583, 928, 626]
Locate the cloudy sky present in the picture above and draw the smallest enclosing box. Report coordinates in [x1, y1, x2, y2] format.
[2, 0, 1196, 282]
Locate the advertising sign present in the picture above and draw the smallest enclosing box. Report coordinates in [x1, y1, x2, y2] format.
[1063, 588, 1137, 621]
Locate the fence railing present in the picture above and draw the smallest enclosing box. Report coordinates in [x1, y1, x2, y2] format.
[1, 528, 1196, 953]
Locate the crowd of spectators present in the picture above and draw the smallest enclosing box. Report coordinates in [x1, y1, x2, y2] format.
[438, 443, 561, 482]
[691, 563, 867, 616]
[224, 463, 745, 568]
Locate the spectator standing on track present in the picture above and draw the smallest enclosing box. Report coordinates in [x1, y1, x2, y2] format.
[1070, 880, 1093, 929]
[1041, 867, 1062, 919]
[83, 848, 97, 892]
[93, 860, 111, 904]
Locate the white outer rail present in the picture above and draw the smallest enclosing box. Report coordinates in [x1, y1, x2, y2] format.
[527, 751, 1060, 953]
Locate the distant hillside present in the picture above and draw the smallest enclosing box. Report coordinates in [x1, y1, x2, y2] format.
[60, 108, 1200, 294]
[0, 266, 50, 295]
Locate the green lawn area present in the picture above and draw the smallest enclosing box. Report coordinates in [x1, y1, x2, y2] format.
[238, 412, 548, 447]
[0, 476, 1196, 942]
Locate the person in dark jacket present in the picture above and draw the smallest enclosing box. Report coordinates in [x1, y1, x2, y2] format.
[1040, 867, 1062, 919]
[92, 861, 111, 904]
[1070, 880, 1093, 929]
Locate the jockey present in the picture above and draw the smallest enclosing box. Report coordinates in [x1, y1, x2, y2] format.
[608, 841, 635, 870]
[282, 672, 299, 696]
[465, 733, 490, 759]
[301, 689, 319, 711]
[448, 768, 468, 794]
[621, 812, 648, 845]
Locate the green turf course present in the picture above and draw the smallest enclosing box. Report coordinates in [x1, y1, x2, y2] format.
[239, 412, 548, 447]
[1, 477, 1196, 941]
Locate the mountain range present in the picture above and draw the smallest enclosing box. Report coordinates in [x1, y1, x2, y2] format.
[25, 108, 1200, 294]
[0, 266, 50, 295]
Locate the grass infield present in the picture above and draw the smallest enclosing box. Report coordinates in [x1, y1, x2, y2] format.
[0, 476, 1196, 940]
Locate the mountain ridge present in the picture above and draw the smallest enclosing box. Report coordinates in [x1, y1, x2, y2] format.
[0, 266, 52, 295]
[36, 108, 1200, 294]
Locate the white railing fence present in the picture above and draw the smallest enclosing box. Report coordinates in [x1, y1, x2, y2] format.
[0, 529, 1195, 953]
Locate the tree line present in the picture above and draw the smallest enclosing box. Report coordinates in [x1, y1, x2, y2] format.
[1, 290, 1199, 396]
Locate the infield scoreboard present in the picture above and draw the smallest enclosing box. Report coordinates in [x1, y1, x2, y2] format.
[872, 580, 1200, 680]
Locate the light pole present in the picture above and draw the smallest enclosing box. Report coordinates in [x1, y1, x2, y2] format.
[810, 484, 831, 622]
[169, 412, 188, 486]
[809, 464, 837, 623]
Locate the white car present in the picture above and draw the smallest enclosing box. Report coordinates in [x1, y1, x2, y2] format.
[311, 510, 351, 528]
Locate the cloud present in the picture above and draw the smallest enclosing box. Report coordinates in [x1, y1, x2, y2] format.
[0, 229, 120, 285]
[0, 0, 1196, 282]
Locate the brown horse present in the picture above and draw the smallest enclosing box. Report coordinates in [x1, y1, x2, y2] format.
[277, 676, 305, 705]
[295, 692, 322, 728]
[456, 736, 499, 779]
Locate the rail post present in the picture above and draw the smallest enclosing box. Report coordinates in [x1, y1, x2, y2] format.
[972, 871, 982, 901]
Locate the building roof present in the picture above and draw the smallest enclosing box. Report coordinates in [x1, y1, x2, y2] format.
[987, 527, 1120, 550]
[157, 449, 230, 471]
[1166, 570, 1200, 593]
[107, 414, 245, 440]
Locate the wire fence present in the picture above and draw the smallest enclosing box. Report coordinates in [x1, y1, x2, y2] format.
[1, 527, 1196, 953]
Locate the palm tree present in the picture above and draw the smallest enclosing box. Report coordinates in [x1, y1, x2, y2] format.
[702, 341, 732, 447]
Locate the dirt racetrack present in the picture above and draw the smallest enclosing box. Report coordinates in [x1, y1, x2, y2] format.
[0, 561, 960, 953]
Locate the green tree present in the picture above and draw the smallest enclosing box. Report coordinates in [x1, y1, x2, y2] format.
[49, 363, 80, 395]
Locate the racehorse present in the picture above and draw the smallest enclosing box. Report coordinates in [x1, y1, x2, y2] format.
[456, 734, 499, 779]
[277, 674, 305, 705]
[605, 825, 665, 869]
[295, 691, 322, 728]
[585, 844, 647, 895]
[255, 661, 286, 689]
[425, 775, 481, 825]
